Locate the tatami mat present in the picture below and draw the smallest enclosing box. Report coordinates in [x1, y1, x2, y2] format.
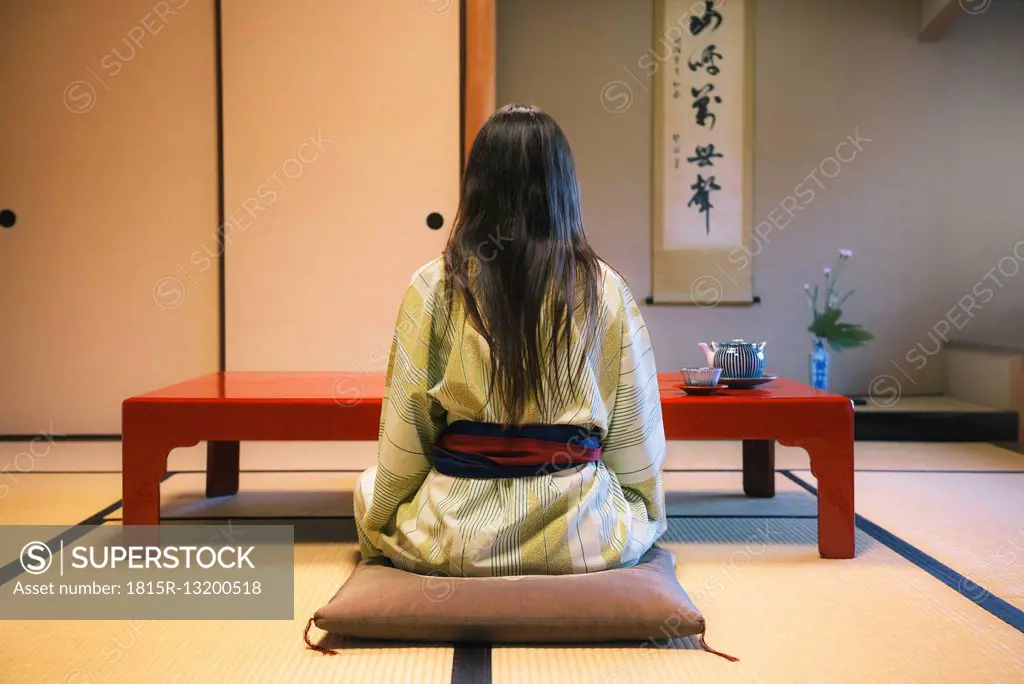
[148, 471, 358, 519]
[0, 520, 454, 684]
[4, 438, 1023, 683]
[494, 518, 1024, 684]
[0, 440, 125, 472]
[170, 442, 379, 472]
[2, 475, 1023, 682]
[101, 471, 817, 521]
[794, 469, 1024, 603]
[837, 441, 1023, 471]
[3, 518, 1023, 683]
[667, 441, 1020, 472]
[4, 440, 1021, 476]
[0, 473, 121, 525]
[667, 472, 816, 516]
[0, 473, 124, 571]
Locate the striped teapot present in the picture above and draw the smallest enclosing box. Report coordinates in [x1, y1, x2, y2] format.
[698, 340, 766, 379]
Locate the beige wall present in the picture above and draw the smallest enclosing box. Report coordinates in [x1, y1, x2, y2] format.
[497, 0, 1022, 396]
[936, 1, 1024, 351]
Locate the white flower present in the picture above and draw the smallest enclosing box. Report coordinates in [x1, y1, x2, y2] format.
[823, 266, 831, 275]
[838, 249, 853, 258]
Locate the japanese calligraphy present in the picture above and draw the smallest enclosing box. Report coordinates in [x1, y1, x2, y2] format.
[688, 174, 721, 235]
[686, 144, 723, 167]
[672, 36, 682, 99]
[689, 0, 723, 36]
[688, 45, 722, 76]
[691, 84, 721, 130]
[656, 0, 752, 259]
[665, 0, 735, 241]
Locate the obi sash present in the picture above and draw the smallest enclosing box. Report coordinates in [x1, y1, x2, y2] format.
[431, 420, 602, 479]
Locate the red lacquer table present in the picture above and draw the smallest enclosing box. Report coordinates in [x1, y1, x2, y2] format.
[122, 373, 854, 558]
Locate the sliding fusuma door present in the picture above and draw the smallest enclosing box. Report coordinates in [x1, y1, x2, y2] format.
[0, 0, 219, 434]
[220, 1, 461, 372]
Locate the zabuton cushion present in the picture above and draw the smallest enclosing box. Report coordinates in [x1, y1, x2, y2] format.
[309, 546, 705, 644]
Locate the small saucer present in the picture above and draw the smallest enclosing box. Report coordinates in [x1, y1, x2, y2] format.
[719, 375, 777, 389]
[676, 384, 728, 396]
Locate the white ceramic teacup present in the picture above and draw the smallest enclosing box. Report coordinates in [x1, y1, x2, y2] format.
[680, 367, 723, 387]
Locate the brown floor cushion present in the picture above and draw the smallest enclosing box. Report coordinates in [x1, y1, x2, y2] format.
[304, 546, 735, 659]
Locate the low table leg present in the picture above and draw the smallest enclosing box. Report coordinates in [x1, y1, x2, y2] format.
[206, 441, 240, 498]
[742, 440, 775, 498]
[122, 425, 171, 526]
[810, 444, 855, 559]
[781, 432, 855, 560]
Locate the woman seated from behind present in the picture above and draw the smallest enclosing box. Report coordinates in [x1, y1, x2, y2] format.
[354, 104, 667, 576]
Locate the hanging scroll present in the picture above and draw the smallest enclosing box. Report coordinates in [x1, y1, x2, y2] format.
[652, 0, 754, 305]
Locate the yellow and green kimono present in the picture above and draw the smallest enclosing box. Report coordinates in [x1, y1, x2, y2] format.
[353, 257, 667, 576]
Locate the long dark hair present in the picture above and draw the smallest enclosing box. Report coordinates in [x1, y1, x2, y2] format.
[443, 104, 604, 426]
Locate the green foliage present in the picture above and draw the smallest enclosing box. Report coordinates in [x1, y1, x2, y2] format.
[804, 250, 872, 353]
[807, 308, 874, 352]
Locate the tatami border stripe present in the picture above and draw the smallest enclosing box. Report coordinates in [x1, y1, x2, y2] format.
[781, 470, 1024, 634]
[4, 468, 1024, 476]
[103, 515, 356, 522]
[0, 500, 125, 588]
[667, 514, 816, 519]
[451, 644, 491, 684]
[0, 473, 178, 587]
[100, 513, 819, 522]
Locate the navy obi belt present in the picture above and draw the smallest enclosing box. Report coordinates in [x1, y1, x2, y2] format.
[431, 421, 602, 479]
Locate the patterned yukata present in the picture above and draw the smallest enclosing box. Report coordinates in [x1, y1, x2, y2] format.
[353, 257, 667, 576]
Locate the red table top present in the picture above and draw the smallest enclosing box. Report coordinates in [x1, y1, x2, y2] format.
[128, 371, 850, 406]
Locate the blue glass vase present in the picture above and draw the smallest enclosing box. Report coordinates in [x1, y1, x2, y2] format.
[810, 338, 830, 391]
